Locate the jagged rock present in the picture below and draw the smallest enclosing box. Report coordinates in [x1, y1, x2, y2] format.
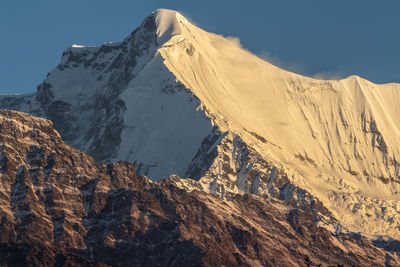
[0, 110, 399, 266]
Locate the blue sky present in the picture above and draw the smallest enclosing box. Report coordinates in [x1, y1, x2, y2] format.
[1, 0, 399, 94]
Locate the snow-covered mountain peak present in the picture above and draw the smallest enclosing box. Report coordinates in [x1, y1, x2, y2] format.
[2, 9, 400, 241]
[152, 8, 188, 44]
[59, 9, 188, 65]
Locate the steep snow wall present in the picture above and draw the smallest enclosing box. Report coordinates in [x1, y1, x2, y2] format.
[155, 9, 400, 238]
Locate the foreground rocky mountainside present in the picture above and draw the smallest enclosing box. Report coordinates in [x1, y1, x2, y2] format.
[0, 110, 398, 266]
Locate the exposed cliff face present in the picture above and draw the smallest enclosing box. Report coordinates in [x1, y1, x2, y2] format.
[0, 110, 398, 266]
[1, 8, 400, 242]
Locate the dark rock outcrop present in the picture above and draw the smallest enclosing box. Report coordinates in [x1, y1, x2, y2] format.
[0, 110, 398, 266]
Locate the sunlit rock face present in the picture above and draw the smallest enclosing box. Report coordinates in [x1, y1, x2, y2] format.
[1, 8, 400, 244]
[0, 109, 398, 266]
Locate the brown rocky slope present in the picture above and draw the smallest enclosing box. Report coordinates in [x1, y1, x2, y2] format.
[0, 109, 398, 266]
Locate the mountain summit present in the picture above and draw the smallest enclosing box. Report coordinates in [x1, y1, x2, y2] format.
[153, 9, 188, 44]
[1, 9, 400, 243]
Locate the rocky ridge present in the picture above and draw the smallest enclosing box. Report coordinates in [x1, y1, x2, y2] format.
[1, 110, 399, 266]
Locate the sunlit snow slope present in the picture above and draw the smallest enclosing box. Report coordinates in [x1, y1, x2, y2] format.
[153, 10, 400, 239]
[1, 9, 400, 240]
